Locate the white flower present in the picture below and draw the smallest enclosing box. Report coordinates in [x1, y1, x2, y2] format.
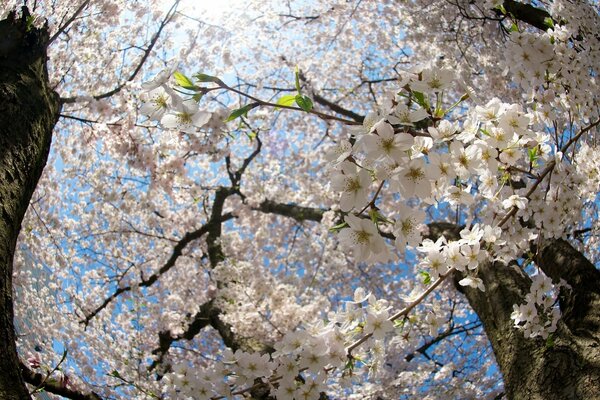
[161, 97, 211, 133]
[325, 139, 352, 165]
[394, 203, 426, 251]
[141, 64, 177, 91]
[444, 241, 467, 271]
[502, 195, 528, 210]
[392, 158, 437, 199]
[330, 161, 371, 212]
[389, 103, 429, 126]
[460, 243, 484, 270]
[299, 337, 329, 372]
[450, 141, 482, 180]
[499, 145, 523, 166]
[417, 236, 447, 253]
[445, 185, 474, 206]
[458, 276, 486, 291]
[410, 67, 454, 93]
[424, 312, 445, 337]
[429, 152, 455, 182]
[140, 86, 175, 121]
[474, 97, 506, 122]
[428, 120, 457, 142]
[498, 104, 530, 136]
[364, 310, 394, 340]
[339, 214, 387, 262]
[349, 111, 384, 136]
[420, 250, 448, 279]
[235, 351, 274, 385]
[361, 120, 413, 162]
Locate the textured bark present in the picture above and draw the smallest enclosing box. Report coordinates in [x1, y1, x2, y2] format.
[437, 226, 600, 399]
[0, 8, 60, 400]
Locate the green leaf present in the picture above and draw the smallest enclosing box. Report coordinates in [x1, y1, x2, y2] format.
[246, 131, 257, 141]
[419, 270, 431, 285]
[528, 147, 539, 163]
[509, 22, 519, 33]
[329, 221, 348, 232]
[174, 71, 197, 90]
[294, 65, 302, 94]
[497, 4, 506, 14]
[193, 73, 221, 84]
[544, 17, 554, 29]
[192, 92, 203, 102]
[412, 91, 429, 110]
[275, 94, 297, 108]
[224, 103, 257, 122]
[295, 94, 313, 112]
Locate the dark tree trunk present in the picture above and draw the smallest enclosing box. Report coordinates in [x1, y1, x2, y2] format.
[0, 8, 60, 400]
[430, 223, 600, 400]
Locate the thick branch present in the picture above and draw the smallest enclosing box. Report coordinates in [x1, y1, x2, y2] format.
[311, 93, 365, 123]
[254, 200, 326, 222]
[537, 239, 600, 339]
[498, 0, 552, 31]
[81, 213, 234, 325]
[20, 362, 102, 400]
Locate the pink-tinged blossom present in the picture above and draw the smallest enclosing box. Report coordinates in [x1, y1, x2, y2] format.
[394, 203, 426, 251]
[361, 120, 413, 162]
[339, 214, 388, 263]
[330, 161, 371, 212]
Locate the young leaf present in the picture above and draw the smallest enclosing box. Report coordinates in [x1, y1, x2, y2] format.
[528, 147, 539, 163]
[412, 91, 429, 110]
[224, 103, 258, 122]
[295, 94, 313, 112]
[174, 71, 197, 90]
[295, 65, 302, 94]
[419, 270, 431, 285]
[194, 73, 223, 85]
[329, 221, 348, 232]
[276, 94, 297, 108]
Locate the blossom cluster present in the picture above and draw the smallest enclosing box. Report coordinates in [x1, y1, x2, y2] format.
[161, 288, 425, 399]
[510, 272, 565, 339]
[326, 64, 552, 273]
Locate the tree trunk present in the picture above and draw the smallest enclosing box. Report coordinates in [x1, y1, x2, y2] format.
[450, 234, 600, 399]
[0, 8, 60, 400]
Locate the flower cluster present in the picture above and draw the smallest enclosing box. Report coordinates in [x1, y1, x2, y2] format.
[510, 272, 565, 339]
[140, 71, 214, 134]
[161, 288, 411, 399]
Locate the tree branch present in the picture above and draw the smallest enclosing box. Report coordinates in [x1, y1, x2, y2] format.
[81, 213, 234, 326]
[60, 0, 180, 104]
[497, 0, 552, 31]
[21, 362, 103, 400]
[254, 200, 326, 222]
[536, 239, 600, 339]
